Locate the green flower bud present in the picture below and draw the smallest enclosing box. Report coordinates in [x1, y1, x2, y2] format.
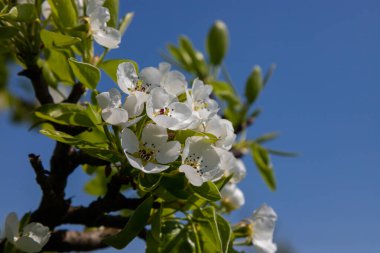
[206, 20, 229, 66]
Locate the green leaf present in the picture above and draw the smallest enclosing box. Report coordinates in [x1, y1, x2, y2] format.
[68, 58, 101, 89]
[84, 168, 109, 196]
[40, 29, 81, 49]
[160, 173, 190, 200]
[251, 143, 276, 191]
[215, 214, 232, 252]
[209, 81, 240, 108]
[151, 206, 162, 242]
[35, 103, 96, 127]
[174, 129, 218, 144]
[193, 207, 223, 253]
[161, 229, 195, 253]
[81, 148, 124, 163]
[103, 195, 153, 249]
[263, 63, 276, 86]
[99, 59, 138, 83]
[0, 27, 19, 40]
[45, 49, 76, 84]
[5, 4, 36, 22]
[48, 0, 77, 28]
[138, 172, 162, 192]
[18, 212, 31, 233]
[245, 66, 263, 105]
[179, 36, 208, 78]
[119, 12, 134, 36]
[206, 20, 229, 66]
[254, 132, 279, 144]
[267, 149, 298, 157]
[103, 0, 119, 28]
[191, 181, 221, 202]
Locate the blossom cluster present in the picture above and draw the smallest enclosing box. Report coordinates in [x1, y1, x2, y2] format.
[97, 62, 247, 191]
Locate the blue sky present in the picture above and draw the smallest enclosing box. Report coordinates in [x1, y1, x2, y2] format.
[1, 0, 380, 252]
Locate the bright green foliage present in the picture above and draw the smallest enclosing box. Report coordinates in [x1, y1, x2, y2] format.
[68, 58, 101, 89]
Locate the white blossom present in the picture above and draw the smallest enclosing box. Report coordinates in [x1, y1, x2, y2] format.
[179, 136, 222, 186]
[146, 87, 192, 130]
[250, 204, 278, 253]
[121, 124, 181, 173]
[203, 115, 236, 150]
[216, 149, 246, 184]
[96, 88, 129, 126]
[87, 0, 121, 49]
[221, 183, 245, 210]
[186, 79, 219, 129]
[2, 212, 50, 253]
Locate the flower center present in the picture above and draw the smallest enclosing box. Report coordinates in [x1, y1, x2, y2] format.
[184, 153, 204, 175]
[153, 107, 171, 117]
[138, 146, 155, 161]
[194, 99, 208, 111]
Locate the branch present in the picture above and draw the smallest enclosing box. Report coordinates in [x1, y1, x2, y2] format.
[65, 82, 86, 103]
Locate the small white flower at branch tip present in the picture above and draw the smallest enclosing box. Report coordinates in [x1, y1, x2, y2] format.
[120, 123, 181, 173]
[221, 183, 245, 210]
[96, 88, 129, 126]
[216, 149, 246, 184]
[179, 136, 222, 186]
[203, 115, 236, 150]
[2, 212, 50, 253]
[146, 87, 192, 130]
[250, 204, 278, 253]
[186, 78, 219, 129]
[87, 0, 121, 49]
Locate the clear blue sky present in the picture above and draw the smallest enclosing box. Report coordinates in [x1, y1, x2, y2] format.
[1, 0, 380, 252]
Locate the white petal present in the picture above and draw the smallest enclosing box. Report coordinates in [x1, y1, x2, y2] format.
[96, 92, 111, 109]
[22, 223, 50, 246]
[125, 153, 143, 170]
[141, 124, 168, 148]
[120, 127, 139, 154]
[140, 67, 162, 87]
[14, 237, 43, 253]
[159, 62, 171, 74]
[253, 240, 277, 253]
[179, 164, 203, 186]
[93, 27, 121, 49]
[142, 162, 169, 173]
[161, 71, 187, 96]
[41, 1, 51, 19]
[156, 141, 181, 164]
[251, 204, 277, 253]
[108, 88, 122, 107]
[117, 62, 138, 94]
[148, 87, 175, 111]
[120, 115, 143, 128]
[4, 212, 19, 243]
[89, 6, 109, 29]
[123, 94, 144, 117]
[86, 0, 105, 15]
[192, 78, 212, 100]
[101, 108, 128, 126]
[221, 184, 245, 209]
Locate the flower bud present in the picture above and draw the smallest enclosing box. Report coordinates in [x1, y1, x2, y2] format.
[206, 20, 229, 66]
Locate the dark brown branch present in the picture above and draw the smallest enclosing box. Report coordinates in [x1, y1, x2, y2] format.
[65, 82, 86, 103]
[43, 228, 118, 252]
[18, 66, 53, 105]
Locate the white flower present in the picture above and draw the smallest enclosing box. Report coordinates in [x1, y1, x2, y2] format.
[146, 87, 192, 130]
[186, 79, 219, 129]
[221, 183, 245, 210]
[96, 88, 129, 126]
[87, 0, 121, 49]
[179, 136, 222, 186]
[203, 115, 236, 150]
[160, 70, 187, 96]
[216, 149, 246, 184]
[120, 124, 181, 173]
[250, 204, 278, 253]
[117, 62, 165, 97]
[3, 212, 50, 253]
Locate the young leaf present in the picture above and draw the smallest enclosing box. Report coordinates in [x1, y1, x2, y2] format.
[119, 12, 134, 36]
[99, 59, 138, 83]
[103, 195, 153, 249]
[40, 29, 81, 49]
[104, 0, 119, 28]
[206, 20, 229, 66]
[245, 65, 263, 105]
[48, 0, 77, 28]
[138, 173, 162, 192]
[191, 181, 221, 202]
[45, 49, 76, 84]
[68, 58, 101, 89]
[5, 4, 36, 22]
[251, 143, 276, 191]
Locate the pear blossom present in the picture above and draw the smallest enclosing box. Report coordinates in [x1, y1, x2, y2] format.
[221, 183, 245, 210]
[3, 212, 50, 253]
[121, 124, 181, 173]
[96, 88, 129, 126]
[186, 79, 219, 129]
[87, 0, 121, 49]
[179, 136, 222, 186]
[146, 87, 192, 130]
[217, 149, 246, 183]
[203, 115, 236, 150]
[250, 204, 278, 253]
